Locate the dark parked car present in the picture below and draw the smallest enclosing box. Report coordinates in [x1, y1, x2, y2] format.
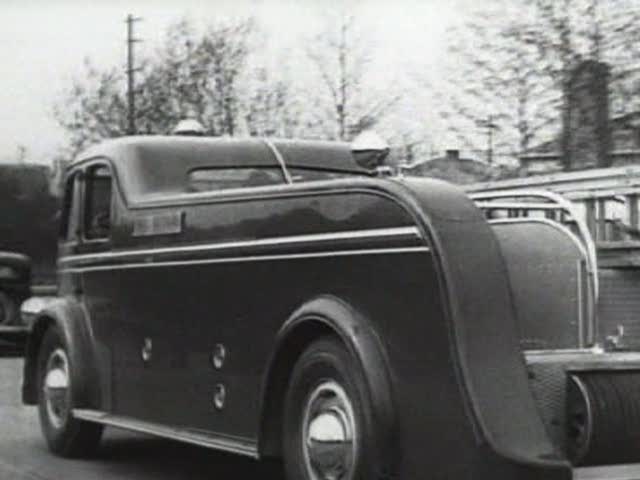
[0, 251, 31, 354]
[22, 135, 640, 479]
[0, 250, 31, 325]
[0, 164, 58, 286]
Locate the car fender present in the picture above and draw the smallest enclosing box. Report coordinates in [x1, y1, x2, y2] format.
[22, 297, 100, 409]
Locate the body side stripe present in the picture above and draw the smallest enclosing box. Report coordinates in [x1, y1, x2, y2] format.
[60, 246, 431, 273]
[58, 226, 423, 267]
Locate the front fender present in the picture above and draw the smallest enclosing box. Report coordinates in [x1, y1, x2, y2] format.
[22, 297, 100, 409]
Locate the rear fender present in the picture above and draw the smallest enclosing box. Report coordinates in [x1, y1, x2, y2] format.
[258, 295, 398, 474]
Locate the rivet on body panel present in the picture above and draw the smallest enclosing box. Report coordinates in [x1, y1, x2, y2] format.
[212, 343, 226, 369]
[141, 338, 152, 363]
[214, 384, 226, 410]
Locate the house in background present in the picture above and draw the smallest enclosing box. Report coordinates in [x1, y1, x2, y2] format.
[520, 111, 640, 174]
[402, 149, 517, 185]
[520, 60, 640, 174]
[403, 59, 640, 184]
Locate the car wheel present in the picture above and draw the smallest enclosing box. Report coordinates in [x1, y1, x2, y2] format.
[0, 291, 17, 325]
[283, 336, 377, 480]
[37, 326, 103, 457]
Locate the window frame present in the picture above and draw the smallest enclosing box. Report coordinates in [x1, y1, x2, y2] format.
[59, 170, 83, 247]
[286, 166, 368, 183]
[185, 165, 288, 194]
[81, 161, 114, 245]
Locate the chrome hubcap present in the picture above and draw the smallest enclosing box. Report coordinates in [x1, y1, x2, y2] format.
[302, 381, 358, 480]
[43, 348, 70, 429]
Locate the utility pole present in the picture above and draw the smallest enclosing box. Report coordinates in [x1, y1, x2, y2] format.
[476, 115, 499, 164]
[126, 14, 142, 135]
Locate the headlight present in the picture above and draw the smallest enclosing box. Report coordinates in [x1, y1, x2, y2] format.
[21, 297, 49, 314]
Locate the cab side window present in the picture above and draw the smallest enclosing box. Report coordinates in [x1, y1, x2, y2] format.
[61, 172, 81, 243]
[187, 167, 285, 192]
[84, 165, 112, 240]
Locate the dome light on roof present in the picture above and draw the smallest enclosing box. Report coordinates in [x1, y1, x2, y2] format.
[172, 119, 205, 136]
[351, 130, 390, 170]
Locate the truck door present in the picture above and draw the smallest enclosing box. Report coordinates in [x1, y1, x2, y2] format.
[71, 163, 151, 419]
[79, 166, 181, 425]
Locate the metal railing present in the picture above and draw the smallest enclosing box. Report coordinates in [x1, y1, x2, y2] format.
[470, 189, 598, 297]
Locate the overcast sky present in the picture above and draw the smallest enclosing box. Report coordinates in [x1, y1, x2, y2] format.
[0, 0, 474, 164]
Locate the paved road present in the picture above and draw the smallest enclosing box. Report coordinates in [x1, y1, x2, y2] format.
[2, 356, 640, 480]
[0, 358, 284, 480]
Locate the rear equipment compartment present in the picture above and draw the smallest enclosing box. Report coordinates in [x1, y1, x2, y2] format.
[473, 190, 640, 467]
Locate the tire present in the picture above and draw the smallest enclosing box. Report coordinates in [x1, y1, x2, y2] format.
[283, 336, 378, 480]
[36, 325, 103, 457]
[0, 291, 17, 325]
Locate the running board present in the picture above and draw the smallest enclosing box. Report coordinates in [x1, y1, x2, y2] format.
[574, 464, 640, 480]
[73, 409, 259, 458]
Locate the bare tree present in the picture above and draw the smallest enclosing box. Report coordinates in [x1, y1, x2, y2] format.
[243, 66, 301, 137]
[432, 5, 559, 162]
[133, 18, 255, 137]
[53, 58, 129, 153]
[55, 18, 260, 152]
[432, 0, 640, 163]
[306, 12, 398, 141]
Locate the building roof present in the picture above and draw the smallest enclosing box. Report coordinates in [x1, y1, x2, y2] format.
[404, 153, 510, 184]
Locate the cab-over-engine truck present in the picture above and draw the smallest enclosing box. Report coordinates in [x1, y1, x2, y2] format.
[18, 136, 640, 479]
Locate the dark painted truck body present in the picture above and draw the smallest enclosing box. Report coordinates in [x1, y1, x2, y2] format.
[20, 136, 640, 479]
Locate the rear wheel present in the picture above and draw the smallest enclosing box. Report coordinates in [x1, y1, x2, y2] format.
[37, 326, 103, 457]
[283, 336, 378, 480]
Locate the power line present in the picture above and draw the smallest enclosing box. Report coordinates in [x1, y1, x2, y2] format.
[126, 14, 142, 135]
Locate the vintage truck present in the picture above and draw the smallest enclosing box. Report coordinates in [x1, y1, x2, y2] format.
[20, 135, 640, 479]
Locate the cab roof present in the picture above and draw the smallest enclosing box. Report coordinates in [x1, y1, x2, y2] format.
[71, 136, 370, 201]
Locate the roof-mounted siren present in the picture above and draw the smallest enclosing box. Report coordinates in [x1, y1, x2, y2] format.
[172, 119, 205, 136]
[351, 130, 391, 174]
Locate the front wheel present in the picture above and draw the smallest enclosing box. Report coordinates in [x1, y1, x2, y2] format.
[283, 336, 379, 480]
[37, 326, 103, 457]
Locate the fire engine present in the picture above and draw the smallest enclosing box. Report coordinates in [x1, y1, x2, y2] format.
[20, 136, 640, 479]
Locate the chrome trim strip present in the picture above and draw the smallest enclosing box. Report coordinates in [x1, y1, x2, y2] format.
[524, 347, 605, 356]
[262, 139, 293, 183]
[58, 226, 423, 266]
[577, 259, 584, 348]
[59, 246, 431, 273]
[0, 326, 30, 334]
[73, 409, 259, 458]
